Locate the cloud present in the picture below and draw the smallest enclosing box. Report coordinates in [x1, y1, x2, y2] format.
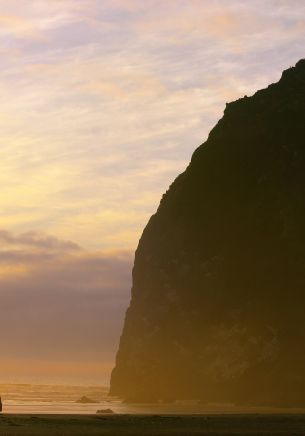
[1, 0, 304, 253]
[0, 14, 41, 39]
[0, 229, 81, 252]
[0, 229, 132, 383]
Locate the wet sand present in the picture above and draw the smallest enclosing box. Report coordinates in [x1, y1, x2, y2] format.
[1, 413, 305, 435]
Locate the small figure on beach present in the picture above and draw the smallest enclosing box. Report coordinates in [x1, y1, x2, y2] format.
[0, 396, 2, 413]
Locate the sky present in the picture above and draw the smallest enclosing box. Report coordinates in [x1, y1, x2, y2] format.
[0, 0, 305, 386]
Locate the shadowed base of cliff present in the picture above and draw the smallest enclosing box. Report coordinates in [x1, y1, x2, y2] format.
[1, 414, 305, 435]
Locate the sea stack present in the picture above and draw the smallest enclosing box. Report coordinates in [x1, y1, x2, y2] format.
[110, 60, 305, 406]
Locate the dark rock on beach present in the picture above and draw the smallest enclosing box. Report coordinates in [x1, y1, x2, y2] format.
[96, 408, 115, 414]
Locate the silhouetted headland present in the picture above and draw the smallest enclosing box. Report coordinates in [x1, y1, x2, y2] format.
[111, 59, 305, 406]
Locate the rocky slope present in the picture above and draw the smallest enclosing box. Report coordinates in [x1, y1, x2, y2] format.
[110, 60, 305, 406]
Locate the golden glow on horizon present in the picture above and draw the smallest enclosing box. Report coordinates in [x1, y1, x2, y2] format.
[0, 358, 112, 384]
[0, 264, 28, 277]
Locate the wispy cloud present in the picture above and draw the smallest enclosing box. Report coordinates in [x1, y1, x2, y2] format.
[0, 229, 81, 252]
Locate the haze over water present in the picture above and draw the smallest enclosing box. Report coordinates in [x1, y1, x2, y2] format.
[2, 383, 305, 417]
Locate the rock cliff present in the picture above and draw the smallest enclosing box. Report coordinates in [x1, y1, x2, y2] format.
[110, 60, 305, 406]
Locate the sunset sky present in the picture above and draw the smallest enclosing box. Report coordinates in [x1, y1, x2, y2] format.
[1, 0, 305, 385]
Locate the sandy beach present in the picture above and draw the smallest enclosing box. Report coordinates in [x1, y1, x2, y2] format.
[1, 414, 305, 435]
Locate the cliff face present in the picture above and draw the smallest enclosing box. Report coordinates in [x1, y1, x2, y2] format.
[110, 60, 305, 406]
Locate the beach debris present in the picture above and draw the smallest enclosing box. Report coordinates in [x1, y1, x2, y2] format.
[76, 396, 99, 404]
[96, 408, 115, 414]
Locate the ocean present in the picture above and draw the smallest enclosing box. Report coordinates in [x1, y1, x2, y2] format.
[2, 383, 305, 416]
[0, 384, 118, 414]
[0, 384, 208, 415]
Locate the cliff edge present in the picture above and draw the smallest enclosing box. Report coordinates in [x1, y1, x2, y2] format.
[110, 60, 305, 406]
